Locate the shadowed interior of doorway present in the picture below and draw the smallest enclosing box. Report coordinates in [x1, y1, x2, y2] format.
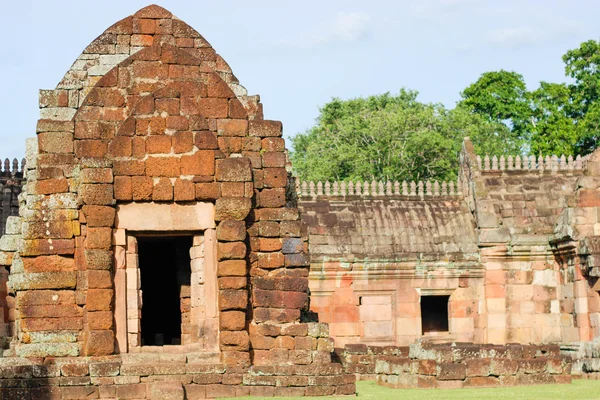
[137, 235, 193, 346]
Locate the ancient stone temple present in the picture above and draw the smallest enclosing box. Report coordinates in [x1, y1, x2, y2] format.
[0, 5, 355, 398]
[2, 3, 600, 397]
[297, 144, 600, 349]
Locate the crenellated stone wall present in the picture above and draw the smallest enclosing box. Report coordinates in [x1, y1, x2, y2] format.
[0, 158, 25, 237]
[298, 139, 600, 349]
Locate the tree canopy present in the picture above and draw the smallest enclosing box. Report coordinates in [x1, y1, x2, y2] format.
[290, 90, 515, 182]
[291, 39, 600, 182]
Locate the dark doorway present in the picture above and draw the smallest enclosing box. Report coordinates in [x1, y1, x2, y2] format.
[421, 295, 449, 334]
[138, 236, 192, 346]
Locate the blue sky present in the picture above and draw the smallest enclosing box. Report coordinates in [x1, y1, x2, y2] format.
[0, 0, 598, 158]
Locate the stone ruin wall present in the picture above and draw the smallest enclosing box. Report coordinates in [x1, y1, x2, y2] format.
[297, 140, 600, 349]
[0, 5, 356, 398]
[336, 342, 572, 387]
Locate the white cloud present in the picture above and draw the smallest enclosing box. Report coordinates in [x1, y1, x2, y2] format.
[409, 0, 481, 18]
[486, 20, 581, 49]
[270, 11, 371, 49]
[487, 26, 542, 48]
[331, 11, 371, 43]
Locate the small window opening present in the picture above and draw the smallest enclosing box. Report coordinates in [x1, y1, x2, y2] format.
[421, 295, 449, 334]
[138, 236, 192, 346]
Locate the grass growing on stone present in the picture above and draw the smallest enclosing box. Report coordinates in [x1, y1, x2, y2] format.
[227, 379, 600, 400]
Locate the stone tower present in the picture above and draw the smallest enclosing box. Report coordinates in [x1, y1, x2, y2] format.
[0, 5, 354, 398]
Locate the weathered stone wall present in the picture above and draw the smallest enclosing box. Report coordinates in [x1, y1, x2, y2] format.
[299, 192, 483, 347]
[461, 142, 590, 346]
[0, 4, 355, 398]
[298, 140, 600, 348]
[375, 342, 571, 388]
[337, 342, 573, 386]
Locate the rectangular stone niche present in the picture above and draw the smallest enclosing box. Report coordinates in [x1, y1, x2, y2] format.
[113, 229, 218, 354]
[421, 295, 450, 335]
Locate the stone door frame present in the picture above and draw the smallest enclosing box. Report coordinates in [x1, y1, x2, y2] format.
[112, 202, 218, 354]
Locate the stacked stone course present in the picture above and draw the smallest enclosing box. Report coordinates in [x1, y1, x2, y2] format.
[375, 342, 572, 388]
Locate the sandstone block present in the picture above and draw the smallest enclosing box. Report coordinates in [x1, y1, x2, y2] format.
[174, 179, 195, 201]
[249, 120, 282, 137]
[218, 260, 247, 276]
[215, 197, 252, 221]
[258, 188, 286, 207]
[192, 180, 219, 200]
[85, 330, 115, 356]
[215, 158, 252, 182]
[220, 330, 250, 351]
[218, 242, 246, 260]
[151, 382, 184, 400]
[82, 205, 116, 227]
[86, 227, 113, 249]
[146, 157, 180, 177]
[80, 167, 113, 184]
[180, 150, 215, 175]
[219, 277, 247, 289]
[35, 178, 69, 195]
[9, 272, 77, 290]
[195, 130, 219, 149]
[257, 252, 284, 269]
[219, 289, 248, 310]
[5, 216, 22, 235]
[220, 311, 246, 331]
[114, 176, 133, 200]
[86, 289, 114, 311]
[80, 184, 114, 205]
[38, 131, 74, 154]
[217, 220, 246, 241]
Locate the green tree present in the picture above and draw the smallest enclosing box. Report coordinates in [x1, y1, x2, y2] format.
[458, 70, 532, 138]
[290, 90, 515, 182]
[563, 39, 600, 153]
[529, 82, 579, 155]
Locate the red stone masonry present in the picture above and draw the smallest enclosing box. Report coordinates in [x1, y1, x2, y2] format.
[0, 5, 355, 398]
[375, 342, 572, 389]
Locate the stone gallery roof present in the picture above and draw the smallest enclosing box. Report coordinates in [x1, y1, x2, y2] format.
[298, 196, 478, 264]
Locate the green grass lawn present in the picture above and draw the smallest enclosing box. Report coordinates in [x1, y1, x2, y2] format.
[228, 379, 600, 400]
